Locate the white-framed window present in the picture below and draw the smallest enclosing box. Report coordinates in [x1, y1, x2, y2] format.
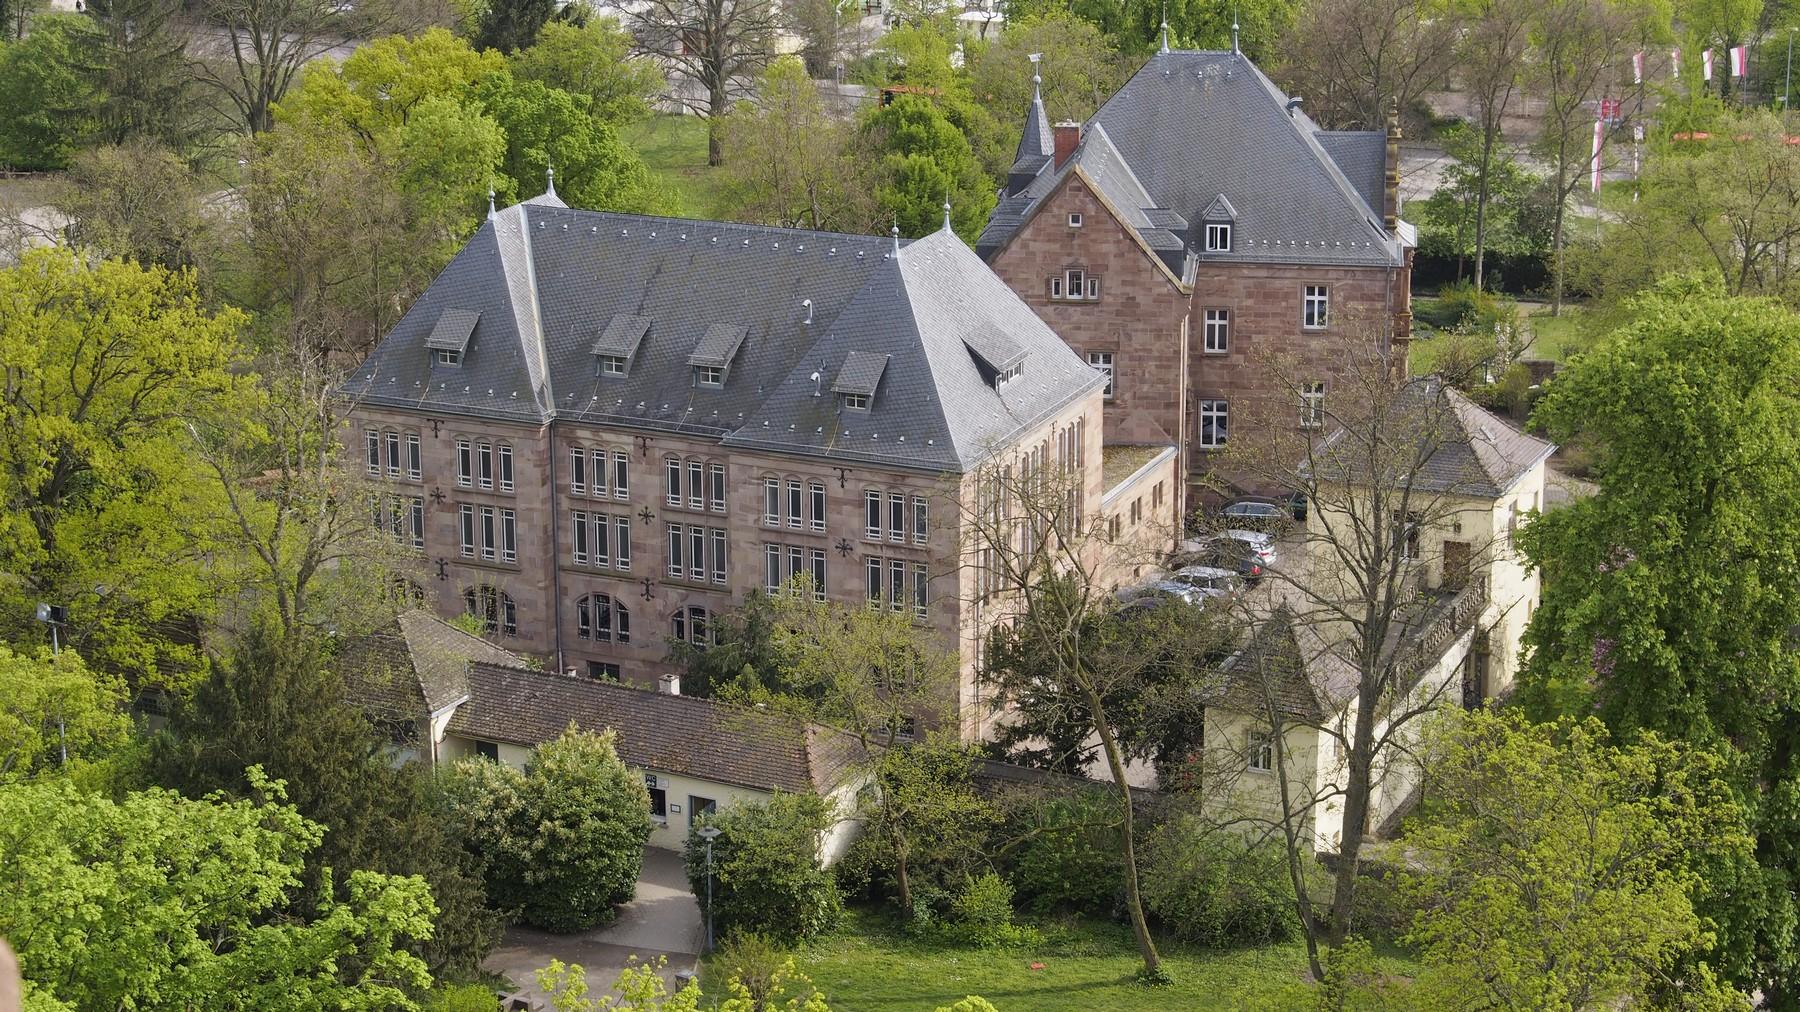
[671, 605, 712, 646]
[1300, 382, 1326, 429]
[709, 463, 726, 512]
[500, 508, 516, 563]
[995, 363, 1022, 387]
[476, 442, 493, 490]
[844, 392, 870, 410]
[889, 559, 905, 613]
[592, 449, 608, 497]
[463, 586, 517, 637]
[865, 557, 882, 604]
[497, 444, 513, 492]
[1049, 275, 1063, 299]
[911, 563, 928, 617]
[1199, 399, 1228, 449]
[406, 433, 421, 480]
[572, 511, 589, 564]
[613, 452, 630, 499]
[810, 549, 827, 599]
[809, 482, 826, 532]
[888, 493, 905, 543]
[435, 349, 462, 367]
[695, 365, 724, 387]
[1068, 212, 1083, 228]
[569, 447, 587, 495]
[865, 490, 881, 540]
[459, 504, 475, 557]
[1205, 222, 1232, 252]
[615, 515, 631, 570]
[409, 497, 424, 549]
[764, 478, 781, 526]
[1088, 351, 1114, 399]
[1085, 276, 1100, 299]
[911, 496, 928, 545]
[1393, 511, 1422, 560]
[599, 354, 627, 376]
[479, 505, 496, 561]
[667, 522, 684, 577]
[787, 480, 803, 529]
[385, 431, 401, 477]
[591, 511, 610, 567]
[665, 458, 681, 506]
[456, 439, 472, 487]
[688, 461, 704, 510]
[765, 544, 783, 591]
[365, 430, 380, 475]
[1204, 309, 1229, 353]
[1303, 285, 1329, 329]
[1248, 730, 1274, 772]
[575, 593, 629, 643]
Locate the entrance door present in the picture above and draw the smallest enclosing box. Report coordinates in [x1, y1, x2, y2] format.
[1442, 540, 1471, 590]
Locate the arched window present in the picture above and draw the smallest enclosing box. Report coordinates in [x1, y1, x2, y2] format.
[671, 605, 710, 646]
[576, 594, 630, 643]
[388, 575, 426, 607]
[463, 585, 517, 637]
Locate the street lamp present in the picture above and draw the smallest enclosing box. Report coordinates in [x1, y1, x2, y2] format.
[697, 826, 723, 953]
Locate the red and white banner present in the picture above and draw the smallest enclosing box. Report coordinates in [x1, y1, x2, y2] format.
[1730, 45, 1748, 77]
[1671, 48, 1681, 78]
[1633, 51, 1645, 84]
[1591, 119, 1604, 191]
[1703, 48, 1714, 80]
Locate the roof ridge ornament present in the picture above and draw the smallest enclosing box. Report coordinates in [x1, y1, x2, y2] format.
[487, 187, 496, 220]
[1231, 4, 1240, 53]
[1028, 52, 1042, 101]
[545, 160, 557, 199]
[942, 194, 953, 233]
[890, 221, 900, 255]
[1160, 2, 1169, 53]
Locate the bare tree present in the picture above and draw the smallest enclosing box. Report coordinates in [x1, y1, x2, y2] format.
[1457, 0, 1535, 290]
[1276, 0, 1462, 130]
[1205, 338, 1508, 970]
[717, 57, 876, 231]
[959, 441, 1212, 982]
[629, 0, 779, 165]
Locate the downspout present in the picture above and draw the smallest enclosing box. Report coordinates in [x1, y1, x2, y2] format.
[549, 423, 565, 675]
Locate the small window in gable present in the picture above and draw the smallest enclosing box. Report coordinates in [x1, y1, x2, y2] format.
[599, 354, 627, 376]
[436, 349, 463, 366]
[845, 393, 870, 410]
[695, 365, 724, 387]
[1068, 212, 1083, 228]
[1205, 222, 1232, 252]
[1065, 268, 1086, 299]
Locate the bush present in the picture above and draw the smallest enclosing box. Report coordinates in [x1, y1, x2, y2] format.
[1424, 281, 1514, 333]
[713, 931, 786, 1006]
[945, 872, 1038, 948]
[935, 999, 1001, 1012]
[685, 792, 841, 943]
[997, 792, 1125, 917]
[443, 724, 652, 933]
[1141, 823, 1297, 947]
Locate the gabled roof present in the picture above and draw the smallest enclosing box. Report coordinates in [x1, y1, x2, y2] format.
[980, 50, 1405, 269]
[341, 610, 530, 717]
[1007, 76, 1055, 193]
[446, 663, 870, 794]
[341, 202, 1099, 475]
[1202, 194, 1238, 222]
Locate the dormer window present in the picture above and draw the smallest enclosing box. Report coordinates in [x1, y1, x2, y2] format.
[844, 393, 870, 410]
[592, 313, 651, 379]
[1205, 223, 1232, 252]
[695, 365, 724, 387]
[833, 351, 889, 412]
[426, 308, 478, 368]
[1201, 194, 1238, 256]
[598, 354, 627, 376]
[686, 323, 746, 390]
[996, 363, 1022, 386]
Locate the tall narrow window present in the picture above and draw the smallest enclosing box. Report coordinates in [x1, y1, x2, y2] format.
[710, 528, 727, 583]
[456, 440, 472, 486]
[570, 448, 587, 495]
[688, 461, 704, 510]
[865, 491, 881, 540]
[912, 564, 928, 617]
[498, 445, 513, 492]
[888, 493, 904, 542]
[765, 479, 780, 525]
[572, 511, 589, 565]
[615, 516, 631, 570]
[1204, 309, 1230, 353]
[709, 463, 726, 512]
[477, 442, 493, 490]
[406, 433, 421, 480]
[385, 431, 401, 477]
[1205, 222, 1232, 251]
[480, 506, 496, 561]
[1248, 731, 1274, 772]
[459, 505, 475, 557]
[366, 430, 380, 475]
[912, 497, 928, 545]
[593, 512, 610, 566]
[889, 560, 905, 612]
[787, 545, 803, 584]
[576, 595, 592, 639]
[689, 526, 705, 580]
[612, 452, 628, 499]
[409, 497, 424, 549]
[1064, 268, 1086, 300]
[810, 549, 826, 599]
[787, 480, 803, 529]
[389, 494, 404, 539]
[667, 523, 683, 577]
[809, 482, 826, 532]
[1199, 399, 1229, 449]
[1303, 285, 1329, 329]
[766, 545, 782, 591]
[1300, 382, 1326, 429]
[866, 557, 882, 604]
[592, 449, 608, 497]
[500, 509, 516, 563]
[1088, 351, 1114, 399]
[665, 458, 681, 506]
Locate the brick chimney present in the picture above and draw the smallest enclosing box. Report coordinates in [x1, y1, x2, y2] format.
[1383, 102, 1401, 233]
[1053, 121, 1082, 169]
[658, 673, 681, 695]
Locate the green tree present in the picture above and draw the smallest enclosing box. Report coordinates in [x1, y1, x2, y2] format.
[628, 0, 780, 165]
[717, 58, 875, 232]
[479, 75, 675, 214]
[0, 768, 438, 1010]
[1274, 0, 1459, 129]
[1517, 279, 1800, 1001]
[966, 12, 1129, 127]
[474, 0, 554, 53]
[0, 15, 98, 170]
[0, 248, 243, 685]
[55, 139, 213, 272]
[859, 739, 997, 911]
[684, 792, 841, 943]
[861, 94, 996, 243]
[507, 18, 664, 125]
[1413, 124, 1551, 283]
[1401, 710, 1752, 1009]
[444, 725, 652, 933]
[79, 0, 198, 150]
[0, 645, 131, 781]
[152, 625, 502, 979]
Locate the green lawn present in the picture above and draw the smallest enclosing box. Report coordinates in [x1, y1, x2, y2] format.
[1522, 306, 1594, 361]
[699, 909, 1419, 1012]
[621, 115, 732, 220]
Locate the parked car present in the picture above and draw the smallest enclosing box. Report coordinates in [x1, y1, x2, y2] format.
[1169, 565, 1244, 600]
[1171, 536, 1267, 582]
[1224, 528, 1278, 568]
[1220, 497, 1288, 531]
[1119, 581, 1205, 608]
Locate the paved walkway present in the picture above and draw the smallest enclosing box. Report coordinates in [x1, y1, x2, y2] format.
[484, 847, 703, 1004]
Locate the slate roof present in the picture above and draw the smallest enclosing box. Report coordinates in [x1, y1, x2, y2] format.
[978, 50, 1406, 271]
[342, 610, 530, 717]
[446, 662, 870, 794]
[426, 309, 480, 353]
[1308, 376, 1556, 498]
[341, 203, 1100, 475]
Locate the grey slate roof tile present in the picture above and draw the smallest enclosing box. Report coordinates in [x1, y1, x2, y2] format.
[342, 206, 1098, 475]
[831, 350, 889, 396]
[593, 314, 652, 358]
[686, 323, 749, 369]
[425, 309, 480, 352]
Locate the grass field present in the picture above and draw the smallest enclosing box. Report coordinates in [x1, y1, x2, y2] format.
[1522, 305, 1595, 361]
[621, 115, 732, 221]
[698, 908, 1420, 1012]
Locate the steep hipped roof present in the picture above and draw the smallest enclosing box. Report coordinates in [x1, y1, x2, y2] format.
[1007, 74, 1055, 193]
[341, 204, 1099, 475]
[342, 609, 530, 716]
[446, 663, 870, 794]
[979, 50, 1405, 270]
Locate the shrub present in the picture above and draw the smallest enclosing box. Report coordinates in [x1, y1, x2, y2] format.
[945, 872, 1037, 948]
[713, 932, 786, 1006]
[685, 792, 841, 943]
[443, 724, 652, 933]
[935, 999, 1000, 1012]
[1141, 822, 1296, 947]
[1427, 281, 1514, 332]
[997, 792, 1125, 917]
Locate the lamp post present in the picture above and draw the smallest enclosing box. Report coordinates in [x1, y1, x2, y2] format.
[697, 825, 723, 953]
[33, 603, 67, 766]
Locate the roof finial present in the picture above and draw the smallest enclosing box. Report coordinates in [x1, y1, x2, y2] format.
[942, 197, 953, 233]
[1231, 4, 1240, 53]
[487, 187, 496, 220]
[545, 159, 557, 198]
[1027, 52, 1042, 100]
[1160, 1, 1169, 53]
[890, 220, 901, 254]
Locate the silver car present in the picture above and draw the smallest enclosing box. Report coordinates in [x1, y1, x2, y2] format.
[1170, 565, 1244, 600]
